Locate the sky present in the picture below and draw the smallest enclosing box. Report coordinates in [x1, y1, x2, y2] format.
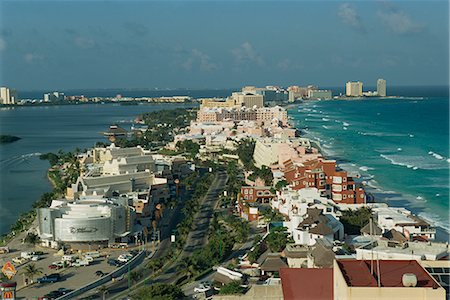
[0, 0, 448, 90]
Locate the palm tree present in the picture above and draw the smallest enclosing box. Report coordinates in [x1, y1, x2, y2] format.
[24, 263, 43, 283]
[97, 285, 108, 300]
[129, 270, 143, 285]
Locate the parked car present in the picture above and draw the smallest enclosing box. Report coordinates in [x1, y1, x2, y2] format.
[84, 251, 101, 258]
[107, 259, 123, 267]
[0, 247, 10, 254]
[48, 262, 64, 269]
[37, 273, 61, 284]
[117, 254, 133, 263]
[56, 287, 73, 295]
[84, 256, 94, 263]
[194, 282, 212, 293]
[95, 270, 106, 277]
[72, 259, 89, 267]
[12, 257, 28, 265]
[31, 255, 41, 261]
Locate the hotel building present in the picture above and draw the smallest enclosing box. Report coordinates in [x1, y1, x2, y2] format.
[0, 87, 17, 105]
[377, 78, 387, 96]
[345, 81, 363, 97]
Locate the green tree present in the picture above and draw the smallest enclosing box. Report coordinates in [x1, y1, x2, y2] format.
[219, 281, 245, 295]
[129, 270, 143, 285]
[266, 227, 290, 252]
[132, 283, 185, 300]
[24, 233, 40, 245]
[275, 180, 288, 190]
[24, 263, 43, 283]
[340, 207, 373, 235]
[237, 139, 256, 170]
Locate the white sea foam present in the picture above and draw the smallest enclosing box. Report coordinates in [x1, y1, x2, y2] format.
[322, 125, 330, 129]
[409, 134, 414, 138]
[380, 154, 447, 170]
[358, 131, 409, 137]
[342, 122, 350, 126]
[397, 148, 402, 151]
[359, 166, 374, 172]
[343, 127, 348, 130]
[322, 118, 329, 121]
[428, 151, 445, 160]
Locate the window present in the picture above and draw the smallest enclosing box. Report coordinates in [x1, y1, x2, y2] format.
[343, 185, 347, 190]
[343, 177, 347, 182]
[343, 194, 347, 199]
[244, 189, 248, 194]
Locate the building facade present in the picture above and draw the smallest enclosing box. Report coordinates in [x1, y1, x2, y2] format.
[0, 87, 17, 104]
[377, 78, 387, 97]
[345, 81, 363, 97]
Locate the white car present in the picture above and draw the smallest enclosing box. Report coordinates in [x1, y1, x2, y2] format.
[12, 257, 28, 265]
[83, 256, 94, 263]
[194, 282, 212, 293]
[117, 254, 133, 263]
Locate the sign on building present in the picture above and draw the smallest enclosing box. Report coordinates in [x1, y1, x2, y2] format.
[1, 263, 16, 280]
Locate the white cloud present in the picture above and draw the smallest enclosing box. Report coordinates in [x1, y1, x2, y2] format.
[338, 3, 365, 32]
[377, 8, 424, 35]
[192, 49, 217, 71]
[74, 36, 95, 49]
[182, 49, 217, 71]
[232, 42, 264, 66]
[24, 53, 44, 64]
[0, 37, 6, 51]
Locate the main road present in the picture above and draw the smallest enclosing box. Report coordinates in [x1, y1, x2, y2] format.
[82, 170, 227, 299]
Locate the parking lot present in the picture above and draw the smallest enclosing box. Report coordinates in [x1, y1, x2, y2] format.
[1, 247, 133, 300]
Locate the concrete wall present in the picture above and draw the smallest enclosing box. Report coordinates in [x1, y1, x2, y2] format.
[213, 285, 283, 300]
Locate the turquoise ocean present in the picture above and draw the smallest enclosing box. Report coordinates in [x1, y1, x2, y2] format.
[289, 88, 449, 233]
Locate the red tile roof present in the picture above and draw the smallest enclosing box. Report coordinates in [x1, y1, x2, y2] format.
[336, 260, 441, 288]
[280, 268, 333, 300]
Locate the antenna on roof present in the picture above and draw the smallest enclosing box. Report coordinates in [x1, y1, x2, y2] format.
[370, 217, 374, 275]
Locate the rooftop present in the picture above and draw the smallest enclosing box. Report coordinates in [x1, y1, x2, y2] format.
[280, 268, 333, 300]
[336, 259, 441, 288]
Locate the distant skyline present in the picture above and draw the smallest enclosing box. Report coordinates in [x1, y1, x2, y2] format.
[0, 1, 449, 90]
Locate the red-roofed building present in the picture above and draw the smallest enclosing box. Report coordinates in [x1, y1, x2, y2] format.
[280, 268, 333, 300]
[334, 259, 445, 299]
[282, 158, 365, 204]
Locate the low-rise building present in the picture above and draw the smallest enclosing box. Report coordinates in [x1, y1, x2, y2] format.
[373, 206, 436, 240]
[356, 238, 449, 261]
[333, 259, 445, 299]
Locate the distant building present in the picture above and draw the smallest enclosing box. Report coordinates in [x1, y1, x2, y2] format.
[200, 98, 237, 109]
[308, 90, 332, 100]
[377, 78, 387, 96]
[231, 92, 264, 108]
[0, 87, 17, 104]
[43, 91, 65, 102]
[345, 81, 363, 97]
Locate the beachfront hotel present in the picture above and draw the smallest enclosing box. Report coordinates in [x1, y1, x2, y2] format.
[345, 81, 363, 97]
[0, 86, 17, 105]
[377, 78, 387, 96]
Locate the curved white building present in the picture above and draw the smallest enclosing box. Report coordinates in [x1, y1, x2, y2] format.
[38, 197, 134, 249]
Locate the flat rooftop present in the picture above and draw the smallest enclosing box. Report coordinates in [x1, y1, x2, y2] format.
[337, 260, 440, 288]
[280, 268, 333, 300]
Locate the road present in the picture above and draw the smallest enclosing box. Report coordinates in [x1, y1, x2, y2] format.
[81, 170, 227, 299]
[148, 170, 227, 285]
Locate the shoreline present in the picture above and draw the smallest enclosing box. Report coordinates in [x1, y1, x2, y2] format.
[287, 104, 450, 241]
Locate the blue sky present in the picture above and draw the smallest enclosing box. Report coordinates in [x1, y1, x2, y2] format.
[0, 0, 448, 90]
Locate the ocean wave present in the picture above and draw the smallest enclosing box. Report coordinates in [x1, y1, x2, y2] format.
[322, 125, 330, 129]
[428, 151, 446, 161]
[380, 154, 448, 170]
[342, 122, 350, 126]
[343, 127, 348, 130]
[359, 166, 374, 172]
[418, 212, 450, 232]
[321, 118, 329, 121]
[358, 131, 409, 137]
